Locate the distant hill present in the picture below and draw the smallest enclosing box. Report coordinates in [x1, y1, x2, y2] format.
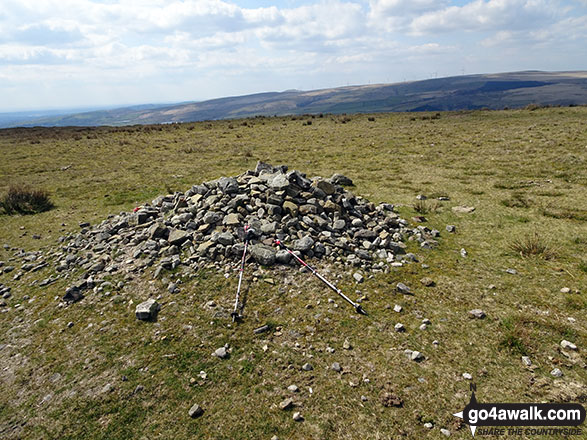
[3, 70, 587, 127]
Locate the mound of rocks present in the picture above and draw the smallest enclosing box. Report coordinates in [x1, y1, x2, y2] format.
[5, 162, 440, 303]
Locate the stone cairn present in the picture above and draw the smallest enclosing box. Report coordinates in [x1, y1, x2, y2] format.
[1, 162, 441, 305]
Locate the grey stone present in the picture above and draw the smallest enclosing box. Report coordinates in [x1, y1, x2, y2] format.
[260, 222, 277, 235]
[188, 403, 204, 418]
[203, 211, 222, 224]
[253, 325, 270, 334]
[302, 363, 313, 371]
[468, 309, 486, 319]
[135, 299, 159, 320]
[293, 412, 304, 422]
[223, 213, 240, 226]
[330, 173, 353, 186]
[332, 219, 346, 230]
[440, 428, 451, 437]
[551, 368, 563, 377]
[353, 272, 364, 283]
[561, 340, 577, 351]
[218, 177, 239, 194]
[276, 249, 291, 264]
[396, 283, 412, 294]
[313, 179, 335, 195]
[213, 347, 228, 359]
[217, 232, 234, 246]
[268, 174, 290, 190]
[168, 229, 189, 246]
[250, 244, 276, 266]
[446, 225, 456, 233]
[279, 398, 294, 410]
[294, 236, 314, 252]
[331, 362, 342, 372]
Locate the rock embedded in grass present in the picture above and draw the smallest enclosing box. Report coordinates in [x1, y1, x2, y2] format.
[213, 347, 228, 359]
[135, 299, 159, 320]
[468, 309, 486, 319]
[560, 340, 577, 351]
[188, 403, 204, 418]
[292, 412, 304, 422]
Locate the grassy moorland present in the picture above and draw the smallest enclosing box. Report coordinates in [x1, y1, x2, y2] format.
[0, 107, 585, 439]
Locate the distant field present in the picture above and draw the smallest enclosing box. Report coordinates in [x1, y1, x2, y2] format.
[0, 107, 586, 439]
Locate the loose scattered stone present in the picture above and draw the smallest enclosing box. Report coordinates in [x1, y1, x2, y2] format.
[446, 225, 456, 233]
[213, 347, 228, 359]
[393, 304, 402, 313]
[550, 368, 563, 377]
[135, 299, 159, 320]
[440, 428, 451, 437]
[188, 403, 204, 418]
[279, 398, 294, 410]
[521, 356, 532, 366]
[292, 412, 304, 422]
[420, 277, 435, 287]
[560, 287, 571, 294]
[302, 363, 313, 371]
[396, 283, 412, 294]
[561, 340, 577, 351]
[468, 309, 486, 319]
[506, 268, 517, 275]
[353, 272, 364, 283]
[462, 372, 473, 380]
[343, 338, 352, 350]
[253, 324, 270, 334]
[287, 385, 299, 393]
[394, 323, 406, 332]
[331, 362, 342, 372]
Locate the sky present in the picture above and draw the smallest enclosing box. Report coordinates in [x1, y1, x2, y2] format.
[0, 0, 586, 111]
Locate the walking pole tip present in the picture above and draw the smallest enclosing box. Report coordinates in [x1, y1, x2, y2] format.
[355, 304, 368, 315]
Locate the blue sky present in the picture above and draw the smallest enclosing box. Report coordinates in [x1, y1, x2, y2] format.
[0, 0, 586, 111]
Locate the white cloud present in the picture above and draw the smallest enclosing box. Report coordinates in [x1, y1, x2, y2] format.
[410, 0, 562, 35]
[0, 0, 586, 110]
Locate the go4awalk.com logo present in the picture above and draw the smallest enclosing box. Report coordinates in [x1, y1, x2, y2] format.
[453, 384, 586, 437]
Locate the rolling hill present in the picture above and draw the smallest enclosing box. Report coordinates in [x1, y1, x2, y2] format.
[3, 70, 587, 127]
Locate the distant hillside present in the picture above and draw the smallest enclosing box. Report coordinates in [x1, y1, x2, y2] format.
[3, 70, 587, 127]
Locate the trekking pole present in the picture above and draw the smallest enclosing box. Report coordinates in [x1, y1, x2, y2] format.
[232, 225, 251, 322]
[274, 239, 367, 315]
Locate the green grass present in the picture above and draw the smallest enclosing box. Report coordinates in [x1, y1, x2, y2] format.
[0, 107, 586, 439]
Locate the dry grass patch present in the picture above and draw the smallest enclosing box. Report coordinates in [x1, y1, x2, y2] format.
[509, 232, 556, 259]
[0, 185, 54, 215]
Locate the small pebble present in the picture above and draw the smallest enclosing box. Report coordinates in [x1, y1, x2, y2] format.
[293, 412, 304, 422]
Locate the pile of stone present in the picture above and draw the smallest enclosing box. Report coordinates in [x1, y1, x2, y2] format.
[5, 162, 441, 303]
